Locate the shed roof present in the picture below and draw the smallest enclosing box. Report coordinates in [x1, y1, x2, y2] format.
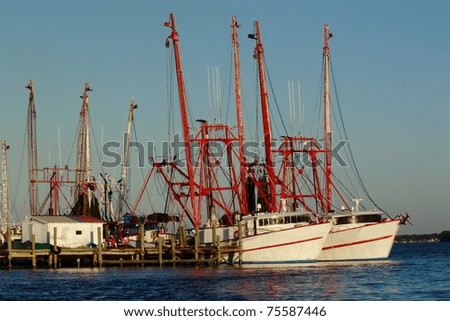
[27, 215, 103, 224]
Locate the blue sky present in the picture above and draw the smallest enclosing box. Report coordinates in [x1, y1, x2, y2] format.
[0, 0, 449, 234]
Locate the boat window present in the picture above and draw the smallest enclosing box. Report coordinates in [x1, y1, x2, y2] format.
[285, 216, 291, 224]
[334, 216, 354, 225]
[269, 218, 277, 225]
[296, 215, 310, 223]
[277, 217, 284, 224]
[354, 214, 382, 223]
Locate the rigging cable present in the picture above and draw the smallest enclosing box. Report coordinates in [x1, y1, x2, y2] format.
[330, 60, 392, 218]
[225, 42, 234, 126]
[264, 56, 288, 138]
[133, 118, 155, 214]
[9, 125, 28, 224]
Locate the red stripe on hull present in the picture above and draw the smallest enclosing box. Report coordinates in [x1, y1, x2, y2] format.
[330, 220, 400, 234]
[322, 235, 393, 251]
[243, 236, 323, 253]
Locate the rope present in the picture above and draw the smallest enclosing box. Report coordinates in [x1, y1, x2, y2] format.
[330, 60, 392, 218]
[264, 56, 288, 138]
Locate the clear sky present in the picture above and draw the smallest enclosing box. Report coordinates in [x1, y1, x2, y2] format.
[0, 0, 449, 234]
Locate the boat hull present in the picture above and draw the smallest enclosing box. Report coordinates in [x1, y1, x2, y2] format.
[318, 219, 401, 261]
[238, 222, 332, 263]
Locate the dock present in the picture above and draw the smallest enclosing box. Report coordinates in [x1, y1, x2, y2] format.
[0, 225, 243, 269]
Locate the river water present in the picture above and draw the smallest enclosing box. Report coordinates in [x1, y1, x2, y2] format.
[0, 242, 449, 301]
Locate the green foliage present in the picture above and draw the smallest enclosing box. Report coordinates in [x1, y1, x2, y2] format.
[439, 231, 450, 242]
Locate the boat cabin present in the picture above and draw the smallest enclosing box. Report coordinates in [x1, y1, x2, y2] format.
[331, 212, 383, 225]
[241, 211, 315, 236]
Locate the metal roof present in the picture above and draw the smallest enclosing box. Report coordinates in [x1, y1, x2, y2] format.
[28, 215, 103, 224]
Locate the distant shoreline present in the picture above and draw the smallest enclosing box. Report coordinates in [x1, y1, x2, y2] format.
[395, 231, 450, 243]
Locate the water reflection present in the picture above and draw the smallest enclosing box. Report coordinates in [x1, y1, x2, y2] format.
[1, 243, 448, 300]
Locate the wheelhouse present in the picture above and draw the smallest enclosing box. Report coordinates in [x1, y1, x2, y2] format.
[240, 211, 315, 236]
[332, 212, 383, 225]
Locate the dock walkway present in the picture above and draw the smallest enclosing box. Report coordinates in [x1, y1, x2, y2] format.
[0, 226, 242, 269]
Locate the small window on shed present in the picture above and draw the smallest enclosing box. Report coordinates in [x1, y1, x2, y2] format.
[76, 230, 82, 235]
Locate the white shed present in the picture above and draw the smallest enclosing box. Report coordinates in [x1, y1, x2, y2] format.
[21, 215, 104, 248]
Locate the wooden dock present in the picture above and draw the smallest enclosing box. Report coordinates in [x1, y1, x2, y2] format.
[0, 226, 242, 269]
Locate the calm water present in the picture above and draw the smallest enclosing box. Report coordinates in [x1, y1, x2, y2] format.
[0, 242, 449, 301]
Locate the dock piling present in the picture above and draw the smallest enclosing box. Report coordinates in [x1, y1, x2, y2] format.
[194, 226, 199, 262]
[97, 227, 103, 267]
[31, 234, 36, 268]
[7, 226, 12, 269]
[238, 223, 243, 265]
[158, 236, 163, 266]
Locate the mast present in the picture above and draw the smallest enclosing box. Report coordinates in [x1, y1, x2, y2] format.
[249, 21, 277, 213]
[119, 98, 137, 216]
[1, 141, 10, 236]
[26, 80, 39, 216]
[231, 16, 248, 213]
[73, 82, 94, 214]
[164, 13, 200, 226]
[323, 24, 333, 213]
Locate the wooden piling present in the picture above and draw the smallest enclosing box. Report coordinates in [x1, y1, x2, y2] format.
[179, 226, 186, 248]
[194, 226, 199, 262]
[97, 227, 103, 267]
[104, 224, 110, 240]
[212, 222, 217, 247]
[31, 234, 36, 268]
[171, 235, 176, 264]
[52, 226, 58, 254]
[7, 226, 12, 269]
[238, 223, 243, 265]
[139, 223, 145, 255]
[158, 236, 163, 266]
[216, 235, 221, 265]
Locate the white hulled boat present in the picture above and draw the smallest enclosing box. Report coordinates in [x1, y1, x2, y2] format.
[236, 211, 331, 263]
[317, 25, 407, 261]
[318, 207, 403, 261]
[199, 211, 331, 263]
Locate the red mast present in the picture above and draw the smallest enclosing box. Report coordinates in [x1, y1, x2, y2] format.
[164, 13, 200, 226]
[231, 16, 248, 213]
[249, 21, 277, 213]
[323, 24, 333, 213]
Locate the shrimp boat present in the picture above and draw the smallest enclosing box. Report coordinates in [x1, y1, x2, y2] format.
[316, 25, 407, 261]
[236, 210, 331, 263]
[199, 209, 331, 264]
[318, 202, 404, 261]
[159, 14, 331, 264]
[228, 19, 331, 263]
